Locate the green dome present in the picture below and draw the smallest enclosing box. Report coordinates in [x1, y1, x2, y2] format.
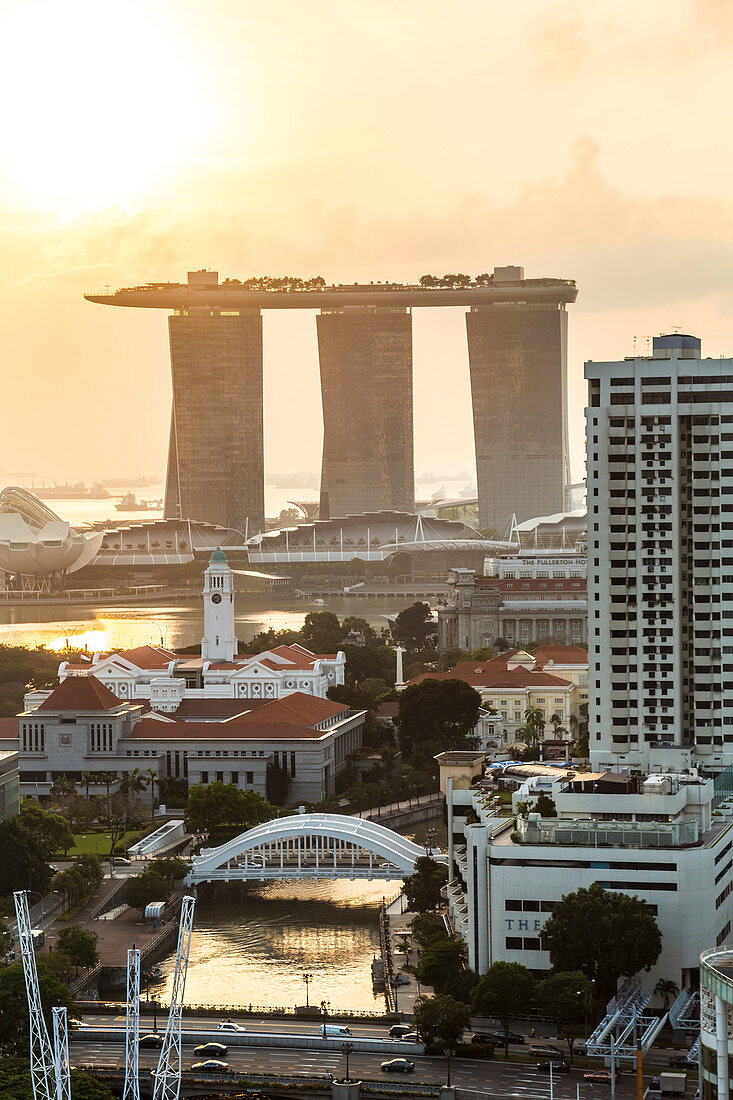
[209, 546, 228, 563]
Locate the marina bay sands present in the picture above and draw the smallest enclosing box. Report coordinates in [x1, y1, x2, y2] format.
[85, 266, 577, 534]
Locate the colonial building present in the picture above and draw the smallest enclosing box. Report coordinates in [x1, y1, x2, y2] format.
[405, 646, 588, 738]
[438, 552, 587, 653]
[3, 550, 361, 803]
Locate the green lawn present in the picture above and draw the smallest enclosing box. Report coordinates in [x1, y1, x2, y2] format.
[66, 828, 147, 857]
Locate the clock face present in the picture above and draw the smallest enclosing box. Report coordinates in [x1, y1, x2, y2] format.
[211, 592, 222, 605]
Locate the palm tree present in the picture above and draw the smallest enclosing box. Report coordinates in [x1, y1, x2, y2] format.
[119, 768, 148, 805]
[81, 770, 95, 801]
[524, 705, 545, 742]
[145, 768, 159, 822]
[654, 978, 679, 1012]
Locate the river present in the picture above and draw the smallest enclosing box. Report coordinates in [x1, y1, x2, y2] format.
[0, 596, 404, 652]
[151, 879, 397, 1014]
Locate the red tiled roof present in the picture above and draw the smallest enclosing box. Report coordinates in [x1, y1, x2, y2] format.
[126, 717, 330, 741]
[531, 645, 589, 667]
[100, 645, 177, 670]
[236, 693, 348, 725]
[173, 699, 267, 719]
[407, 665, 572, 690]
[38, 675, 123, 712]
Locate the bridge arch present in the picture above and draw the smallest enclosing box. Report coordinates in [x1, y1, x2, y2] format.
[185, 812, 440, 884]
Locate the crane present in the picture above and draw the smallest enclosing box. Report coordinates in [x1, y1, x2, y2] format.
[152, 895, 196, 1100]
[51, 1007, 71, 1100]
[13, 890, 55, 1100]
[122, 947, 141, 1100]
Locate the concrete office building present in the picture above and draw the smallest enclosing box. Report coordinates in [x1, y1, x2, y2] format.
[165, 272, 264, 531]
[440, 753, 733, 991]
[586, 334, 733, 774]
[317, 308, 413, 518]
[466, 267, 575, 529]
[86, 267, 577, 532]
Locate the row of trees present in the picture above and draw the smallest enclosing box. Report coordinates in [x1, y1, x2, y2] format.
[405, 877, 663, 1060]
[52, 854, 103, 914]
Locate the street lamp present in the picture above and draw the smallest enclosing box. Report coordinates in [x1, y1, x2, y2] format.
[342, 1041, 354, 1082]
[320, 999, 330, 1036]
[302, 972, 313, 1008]
[444, 1048, 454, 1087]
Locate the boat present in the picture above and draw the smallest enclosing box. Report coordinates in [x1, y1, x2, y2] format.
[29, 481, 110, 499]
[115, 493, 163, 512]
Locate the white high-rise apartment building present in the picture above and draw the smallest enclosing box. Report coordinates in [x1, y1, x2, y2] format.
[587, 333, 733, 774]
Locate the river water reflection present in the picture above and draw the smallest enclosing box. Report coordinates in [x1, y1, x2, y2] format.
[153, 880, 397, 1013]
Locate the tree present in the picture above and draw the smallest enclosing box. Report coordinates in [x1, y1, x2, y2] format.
[535, 791, 557, 818]
[411, 912, 447, 948]
[471, 962, 535, 1056]
[540, 883, 662, 1004]
[81, 770, 96, 801]
[53, 867, 87, 913]
[414, 994, 470, 1048]
[184, 782, 276, 836]
[48, 774, 76, 801]
[403, 857, 448, 913]
[74, 853, 103, 891]
[0, 962, 76, 1055]
[101, 793, 131, 857]
[56, 926, 99, 974]
[16, 803, 74, 856]
[394, 602, 433, 648]
[342, 616, 377, 643]
[523, 705, 545, 745]
[118, 768, 148, 805]
[266, 762, 291, 806]
[654, 977, 679, 1012]
[0, 1056, 115, 1099]
[398, 679, 481, 761]
[0, 820, 51, 897]
[300, 611, 344, 652]
[122, 869, 169, 912]
[151, 856, 189, 890]
[535, 971, 592, 1062]
[145, 768, 160, 821]
[416, 936, 469, 998]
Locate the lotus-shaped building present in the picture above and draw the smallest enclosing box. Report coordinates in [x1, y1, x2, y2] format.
[0, 487, 103, 586]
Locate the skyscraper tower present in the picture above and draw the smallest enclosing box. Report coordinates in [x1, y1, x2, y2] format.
[164, 272, 264, 532]
[466, 266, 572, 531]
[317, 307, 414, 519]
[587, 334, 733, 775]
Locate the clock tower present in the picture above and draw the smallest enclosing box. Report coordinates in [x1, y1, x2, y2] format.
[201, 547, 237, 661]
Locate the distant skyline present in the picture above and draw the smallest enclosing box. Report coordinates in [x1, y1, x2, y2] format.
[2, 0, 733, 486]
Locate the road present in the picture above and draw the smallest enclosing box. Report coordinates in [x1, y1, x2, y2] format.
[70, 1037, 648, 1097]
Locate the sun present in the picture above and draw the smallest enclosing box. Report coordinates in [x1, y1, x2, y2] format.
[0, 0, 207, 214]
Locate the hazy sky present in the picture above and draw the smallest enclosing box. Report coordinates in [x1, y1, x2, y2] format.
[2, 0, 733, 487]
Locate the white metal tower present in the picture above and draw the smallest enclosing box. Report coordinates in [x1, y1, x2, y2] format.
[51, 1007, 71, 1100]
[152, 895, 196, 1100]
[13, 890, 55, 1100]
[122, 947, 141, 1100]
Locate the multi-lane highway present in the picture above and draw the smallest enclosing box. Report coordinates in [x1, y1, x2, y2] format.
[70, 1016, 661, 1098]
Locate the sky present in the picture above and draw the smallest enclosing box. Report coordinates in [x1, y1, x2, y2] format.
[2, 0, 733, 488]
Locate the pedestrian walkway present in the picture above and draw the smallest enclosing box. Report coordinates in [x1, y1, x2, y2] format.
[385, 901, 433, 1017]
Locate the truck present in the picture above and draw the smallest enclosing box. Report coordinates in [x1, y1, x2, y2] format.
[660, 1072, 687, 1095]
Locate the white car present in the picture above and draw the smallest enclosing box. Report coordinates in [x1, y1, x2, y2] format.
[217, 1021, 245, 1033]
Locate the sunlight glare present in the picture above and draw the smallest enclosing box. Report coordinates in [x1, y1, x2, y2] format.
[0, 0, 209, 212]
[47, 629, 109, 654]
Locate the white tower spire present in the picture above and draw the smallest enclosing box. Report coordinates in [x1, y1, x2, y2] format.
[201, 548, 237, 662]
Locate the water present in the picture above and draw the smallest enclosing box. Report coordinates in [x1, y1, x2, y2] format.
[153, 880, 395, 1013]
[0, 597, 403, 651]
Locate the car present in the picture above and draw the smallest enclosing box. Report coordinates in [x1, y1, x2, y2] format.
[537, 1060, 571, 1074]
[193, 1042, 228, 1057]
[217, 1020, 245, 1032]
[190, 1059, 229, 1073]
[391, 974, 410, 986]
[402, 1032, 419, 1042]
[584, 1070, 621, 1084]
[138, 1033, 164, 1049]
[492, 1031, 525, 1045]
[669, 1055, 697, 1069]
[112, 856, 132, 866]
[470, 1033, 495, 1046]
[389, 1024, 412, 1038]
[380, 1059, 415, 1073]
[529, 1045, 564, 1059]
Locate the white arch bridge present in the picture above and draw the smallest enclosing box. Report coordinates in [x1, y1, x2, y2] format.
[184, 812, 446, 885]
